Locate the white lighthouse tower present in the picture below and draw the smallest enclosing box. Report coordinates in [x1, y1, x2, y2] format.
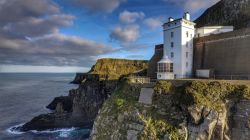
[160, 12, 196, 79]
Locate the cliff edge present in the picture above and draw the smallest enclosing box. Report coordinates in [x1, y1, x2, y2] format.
[91, 80, 250, 140]
[15, 58, 148, 133]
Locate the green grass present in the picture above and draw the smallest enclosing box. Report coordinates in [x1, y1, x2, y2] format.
[88, 58, 148, 80]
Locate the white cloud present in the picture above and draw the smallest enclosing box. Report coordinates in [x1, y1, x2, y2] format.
[110, 25, 140, 42]
[119, 10, 145, 24]
[164, 0, 220, 13]
[72, 0, 126, 13]
[144, 17, 163, 29]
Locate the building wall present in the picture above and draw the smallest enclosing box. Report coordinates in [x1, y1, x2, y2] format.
[196, 26, 234, 37]
[193, 28, 250, 79]
[147, 44, 163, 79]
[163, 19, 195, 78]
[164, 21, 182, 78]
[181, 22, 195, 77]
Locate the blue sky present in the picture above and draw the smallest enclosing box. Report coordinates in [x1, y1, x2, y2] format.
[0, 0, 219, 72]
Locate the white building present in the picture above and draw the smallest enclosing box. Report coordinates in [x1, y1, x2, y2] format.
[195, 26, 234, 38]
[157, 56, 174, 80]
[158, 12, 196, 79]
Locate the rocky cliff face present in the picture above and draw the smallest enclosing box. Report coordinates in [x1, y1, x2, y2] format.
[91, 80, 250, 140]
[195, 0, 250, 29]
[16, 58, 148, 132]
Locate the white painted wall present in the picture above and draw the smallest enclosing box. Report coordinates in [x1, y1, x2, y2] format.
[196, 69, 211, 78]
[163, 19, 195, 78]
[196, 26, 234, 37]
[157, 72, 175, 80]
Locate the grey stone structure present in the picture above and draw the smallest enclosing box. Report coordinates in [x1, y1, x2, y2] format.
[193, 27, 250, 79]
[148, 28, 250, 80]
[147, 44, 163, 79]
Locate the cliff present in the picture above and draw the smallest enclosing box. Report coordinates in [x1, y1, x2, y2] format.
[71, 58, 148, 84]
[89, 58, 148, 80]
[195, 0, 250, 30]
[15, 58, 148, 132]
[91, 80, 250, 140]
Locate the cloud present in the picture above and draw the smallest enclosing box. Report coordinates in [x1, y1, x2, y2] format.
[0, 33, 114, 66]
[2, 14, 75, 37]
[72, 0, 126, 13]
[0, 0, 115, 67]
[110, 25, 140, 42]
[164, 0, 220, 13]
[119, 10, 145, 24]
[0, 0, 60, 23]
[144, 17, 163, 29]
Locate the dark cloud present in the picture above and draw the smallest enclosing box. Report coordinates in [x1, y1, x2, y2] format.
[0, 34, 114, 66]
[2, 15, 75, 37]
[72, 0, 126, 13]
[0, 0, 60, 23]
[0, 0, 115, 67]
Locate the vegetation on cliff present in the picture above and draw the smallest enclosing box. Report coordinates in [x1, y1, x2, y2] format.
[88, 58, 148, 80]
[91, 80, 250, 140]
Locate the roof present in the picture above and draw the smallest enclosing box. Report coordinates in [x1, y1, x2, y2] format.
[158, 56, 172, 63]
[197, 26, 234, 29]
[163, 18, 196, 26]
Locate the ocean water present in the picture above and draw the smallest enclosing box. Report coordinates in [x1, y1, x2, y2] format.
[0, 73, 91, 140]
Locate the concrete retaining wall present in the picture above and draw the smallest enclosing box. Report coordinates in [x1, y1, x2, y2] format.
[193, 28, 250, 79]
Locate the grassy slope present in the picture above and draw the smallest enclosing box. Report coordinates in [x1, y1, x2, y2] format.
[92, 80, 250, 140]
[88, 58, 148, 80]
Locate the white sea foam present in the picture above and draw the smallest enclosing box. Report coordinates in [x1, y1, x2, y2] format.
[6, 123, 25, 135]
[30, 127, 76, 134]
[7, 123, 76, 138]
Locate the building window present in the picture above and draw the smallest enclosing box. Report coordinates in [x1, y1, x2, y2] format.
[158, 63, 173, 73]
[186, 62, 188, 68]
[171, 52, 174, 58]
[171, 32, 174, 38]
[186, 42, 188, 47]
[186, 52, 188, 58]
[171, 42, 174, 48]
[186, 31, 189, 37]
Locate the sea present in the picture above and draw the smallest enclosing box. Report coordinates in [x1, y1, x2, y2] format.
[0, 73, 91, 140]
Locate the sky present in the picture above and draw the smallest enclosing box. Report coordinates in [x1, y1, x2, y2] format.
[0, 0, 219, 73]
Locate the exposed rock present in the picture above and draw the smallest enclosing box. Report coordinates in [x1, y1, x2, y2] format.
[17, 58, 148, 132]
[91, 81, 250, 140]
[127, 130, 139, 140]
[195, 0, 250, 30]
[46, 96, 73, 112]
[188, 105, 204, 125]
[71, 73, 87, 84]
[55, 102, 64, 113]
[127, 123, 144, 131]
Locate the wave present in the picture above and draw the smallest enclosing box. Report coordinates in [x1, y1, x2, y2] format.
[7, 123, 81, 138]
[6, 123, 25, 135]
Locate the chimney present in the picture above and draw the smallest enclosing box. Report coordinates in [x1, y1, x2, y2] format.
[168, 17, 174, 22]
[183, 12, 190, 21]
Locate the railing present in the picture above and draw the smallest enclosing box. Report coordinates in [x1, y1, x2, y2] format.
[213, 75, 250, 80]
[128, 76, 154, 84]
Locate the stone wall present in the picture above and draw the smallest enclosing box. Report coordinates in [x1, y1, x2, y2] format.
[147, 44, 163, 79]
[193, 28, 250, 79]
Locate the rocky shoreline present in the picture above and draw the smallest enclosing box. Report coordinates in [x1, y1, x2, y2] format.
[14, 74, 119, 132]
[13, 58, 148, 136]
